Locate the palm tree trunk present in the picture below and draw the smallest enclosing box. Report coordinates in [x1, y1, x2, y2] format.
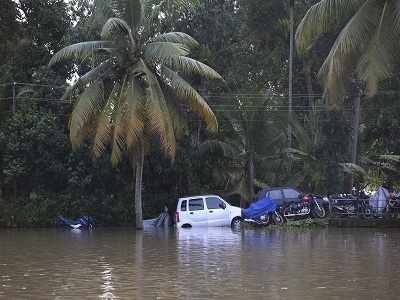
[135, 141, 145, 230]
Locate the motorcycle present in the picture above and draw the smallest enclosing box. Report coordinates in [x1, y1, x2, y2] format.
[386, 192, 400, 217]
[330, 190, 372, 218]
[242, 196, 284, 226]
[280, 194, 326, 220]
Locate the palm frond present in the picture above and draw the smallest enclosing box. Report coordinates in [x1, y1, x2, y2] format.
[289, 115, 313, 151]
[125, 77, 146, 152]
[70, 81, 106, 149]
[152, 32, 199, 48]
[93, 83, 121, 158]
[143, 42, 190, 64]
[138, 60, 177, 158]
[49, 41, 114, 66]
[163, 56, 223, 81]
[109, 76, 136, 165]
[318, 1, 381, 101]
[356, 3, 399, 96]
[296, 0, 364, 54]
[285, 147, 317, 161]
[160, 66, 218, 131]
[378, 155, 400, 163]
[163, 93, 188, 139]
[340, 162, 367, 177]
[62, 59, 114, 101]
[101, 17, 133, 41]
[198, 139, 238, 158]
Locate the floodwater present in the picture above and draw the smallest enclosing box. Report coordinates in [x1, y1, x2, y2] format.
[1, 227, 400, 300]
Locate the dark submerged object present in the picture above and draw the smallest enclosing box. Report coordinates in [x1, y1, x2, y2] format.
[57, 216, 95, 230]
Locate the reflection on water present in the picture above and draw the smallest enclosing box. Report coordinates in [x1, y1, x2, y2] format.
[1, 227, 400, 299]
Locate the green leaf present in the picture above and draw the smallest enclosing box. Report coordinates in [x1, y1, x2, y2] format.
[49, 41, 114, 66]
[163, 56, 223, 81]
[318, 0, 381, 101]
[62, 59, 113, 101]
[296, 0, 364, 54]
[152, 32, 199, 48]
[160, 66, 218, 131]
[101, 17, 132, 40]
[143, 42, 190, 63]
[70, 81, 106, 149]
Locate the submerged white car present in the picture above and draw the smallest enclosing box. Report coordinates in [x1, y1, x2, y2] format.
[175, 195, 242, 228]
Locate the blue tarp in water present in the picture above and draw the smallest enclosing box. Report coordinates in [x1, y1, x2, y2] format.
[242, 196, 277, 219]
[57, 216, 95, 229]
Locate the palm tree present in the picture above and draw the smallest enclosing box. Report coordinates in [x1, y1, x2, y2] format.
[200, 95, 285, 206]
[296, 0, 400, 99]
[49, 0, 222, 229]
[296, 1, 400, 189]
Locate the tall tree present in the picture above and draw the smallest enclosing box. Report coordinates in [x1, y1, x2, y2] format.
[296, 0, 400, 188]
[49, 0, 222, 229]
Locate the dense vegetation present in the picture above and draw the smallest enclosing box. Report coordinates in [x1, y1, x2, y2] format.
[0, 0, 399, 227]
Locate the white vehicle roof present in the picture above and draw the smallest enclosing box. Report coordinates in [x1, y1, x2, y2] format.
[178, 195, 222, 201]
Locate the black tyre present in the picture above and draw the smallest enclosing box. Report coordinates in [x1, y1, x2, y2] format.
[272, 212, 284, 225]
[312, 204, 326, 218]
[231, 217, 243, 229]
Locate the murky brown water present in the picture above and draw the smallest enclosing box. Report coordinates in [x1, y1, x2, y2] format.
[1, 227, 400, 299]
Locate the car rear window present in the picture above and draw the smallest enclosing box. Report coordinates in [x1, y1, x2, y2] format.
[189, 198, 204, 211]
[283, 189, 300, 199]
[269, 190, 283, 200]
[180, 200, 187, 211]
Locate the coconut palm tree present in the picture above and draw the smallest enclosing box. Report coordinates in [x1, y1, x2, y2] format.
[49, 0, 222, 229]
[296, 1, 400, 189]
[296, 0, 400, 99]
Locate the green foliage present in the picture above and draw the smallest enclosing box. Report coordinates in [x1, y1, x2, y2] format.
[297, 0, 400, 100]
[2, 0, 400, 228]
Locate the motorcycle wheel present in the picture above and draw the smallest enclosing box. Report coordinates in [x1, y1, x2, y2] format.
[258, 214, 270, 226]
[312, 205, 326, 218]
[272, 212, 285, 225]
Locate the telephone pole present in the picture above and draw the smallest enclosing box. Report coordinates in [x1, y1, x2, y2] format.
[288, 0, 294, 148]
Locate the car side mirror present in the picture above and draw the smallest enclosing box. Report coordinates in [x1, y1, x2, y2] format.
[219, 203, 226, 209]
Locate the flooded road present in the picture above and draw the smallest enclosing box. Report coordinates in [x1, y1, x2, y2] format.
[1, 227, 400, 299]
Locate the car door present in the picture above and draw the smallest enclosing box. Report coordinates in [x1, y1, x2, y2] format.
[187, 198, 208, 226]
[205, 196, 230, 226]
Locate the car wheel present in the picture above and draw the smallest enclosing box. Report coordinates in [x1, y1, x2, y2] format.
[231, 217, 243, 229]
